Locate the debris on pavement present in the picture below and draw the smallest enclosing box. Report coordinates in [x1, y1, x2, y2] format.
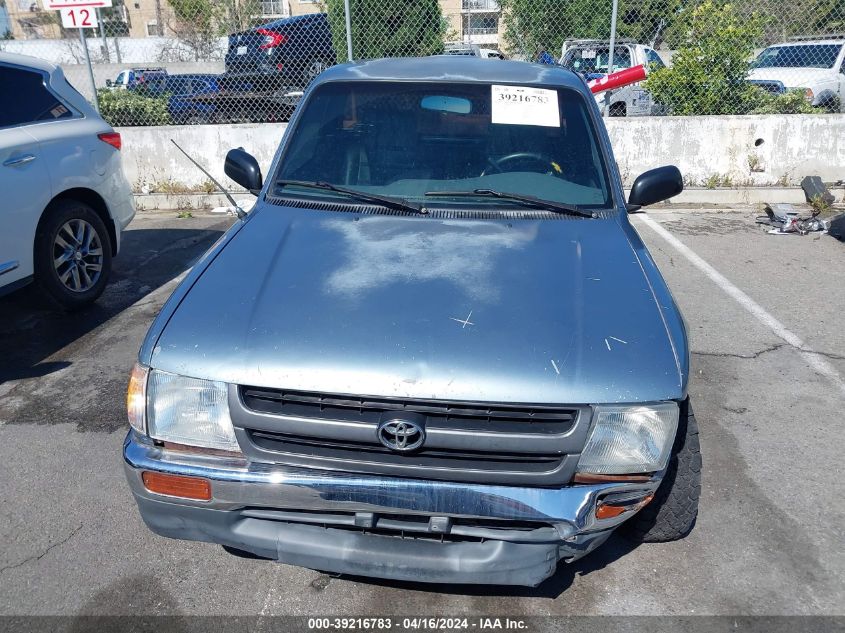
[828, 213, 845, 241]
[757, 202, 830, 235]
[801, 176, 835, 207]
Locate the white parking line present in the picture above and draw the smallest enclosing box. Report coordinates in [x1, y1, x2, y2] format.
[637, 213, 845, 396]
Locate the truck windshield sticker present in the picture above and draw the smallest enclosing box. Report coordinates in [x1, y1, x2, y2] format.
[491, 85, 560, 127]
[581, 49, 597, 59]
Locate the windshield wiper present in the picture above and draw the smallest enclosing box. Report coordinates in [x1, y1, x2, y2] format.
[276, 180, 427, 215]
[424, 189, 596, 218]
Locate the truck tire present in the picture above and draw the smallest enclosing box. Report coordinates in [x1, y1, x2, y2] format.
[34, 199, 112, 311]
[609, 102, 627, 117]
[620, 398, 701, 543]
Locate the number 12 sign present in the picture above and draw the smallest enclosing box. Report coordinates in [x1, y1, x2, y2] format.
[59, 7, 99, 28]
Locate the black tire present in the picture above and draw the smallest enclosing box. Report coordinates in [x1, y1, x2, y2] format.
[34, 199, 112, 311]
[609, 102, 627, 117]
[620, 398, 701, 543]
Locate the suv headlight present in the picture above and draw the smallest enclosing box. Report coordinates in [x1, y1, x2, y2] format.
[577, 403, 678, 475]
[126, 363, 241, 453]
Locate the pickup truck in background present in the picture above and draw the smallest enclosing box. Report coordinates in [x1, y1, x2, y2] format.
[748, 38, 845, 112]
[560, 39, 666, 116]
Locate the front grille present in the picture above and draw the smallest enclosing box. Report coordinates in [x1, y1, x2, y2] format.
[242, 387, 578, 432]
[233, 387, 590, 485]
[248, 429, 563, 473]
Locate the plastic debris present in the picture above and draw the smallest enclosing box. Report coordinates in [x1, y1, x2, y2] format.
[757, 203, 829, 235]
[829, 213, 845, 242]
[801, 176, 835, 206]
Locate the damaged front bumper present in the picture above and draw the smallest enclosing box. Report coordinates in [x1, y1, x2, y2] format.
[123, 432, 660, 586]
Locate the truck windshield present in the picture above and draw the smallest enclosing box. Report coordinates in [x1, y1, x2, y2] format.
[561, 47, 633, 74]
[753, 44, 842, 69]
[273, 81, 613, 211]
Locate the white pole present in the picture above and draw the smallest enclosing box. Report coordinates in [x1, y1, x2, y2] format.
[605, 0, 619, 116]
[80, 28, 100, 113]
[343, 0, 353, 61]
[96, 7, 109, 62]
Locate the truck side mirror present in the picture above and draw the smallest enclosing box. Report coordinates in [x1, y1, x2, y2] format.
[628, 166, 683, 211]
[225, 148, 263, 193]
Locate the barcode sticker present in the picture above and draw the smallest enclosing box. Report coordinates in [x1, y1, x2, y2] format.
[491, 85, 560, 127]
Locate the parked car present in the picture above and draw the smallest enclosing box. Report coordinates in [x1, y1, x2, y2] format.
[0, 53, 134, 309]
[163, 74, 221, 124]
[106, 67, 168, 91]
[225, 13, 336, 91]
[443, 43, 505, 59]
[560, 39, 667, 116]
[748, 38, 845, 111]
[123, 56, 697, 587]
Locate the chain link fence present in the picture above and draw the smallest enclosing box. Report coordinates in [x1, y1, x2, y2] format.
[2, 0, 844, 126]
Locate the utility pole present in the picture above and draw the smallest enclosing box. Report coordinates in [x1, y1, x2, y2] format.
[154, 0, 163, 35]
[96, 7, 110, 62]
[604, 0, 619, 116]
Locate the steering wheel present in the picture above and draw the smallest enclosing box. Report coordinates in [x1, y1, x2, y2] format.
[482, 152, 558, 177]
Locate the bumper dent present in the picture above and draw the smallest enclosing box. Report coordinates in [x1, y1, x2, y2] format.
[124, 432, 658, 585]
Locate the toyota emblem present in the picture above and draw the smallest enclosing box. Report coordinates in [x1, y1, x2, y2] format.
[377, 418, 425, 452]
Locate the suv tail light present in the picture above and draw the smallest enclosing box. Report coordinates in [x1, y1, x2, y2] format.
[257, 28, 288, 49]
[98, 132, 122, 151]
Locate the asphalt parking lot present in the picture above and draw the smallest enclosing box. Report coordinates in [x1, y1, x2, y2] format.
[0, 207, 843, 618]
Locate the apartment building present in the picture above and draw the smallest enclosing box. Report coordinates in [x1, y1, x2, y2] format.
[441, 0, 501, 46]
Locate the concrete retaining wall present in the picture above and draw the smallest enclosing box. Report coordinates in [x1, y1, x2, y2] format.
[120, 123, 287, 192]
[117, 115, 845, 194]
[606, 115, 845, 188]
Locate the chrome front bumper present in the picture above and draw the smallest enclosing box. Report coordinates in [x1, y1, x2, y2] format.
[123, 432, 660, 585]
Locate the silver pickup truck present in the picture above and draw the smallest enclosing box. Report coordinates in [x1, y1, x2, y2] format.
[560, 39, 667, 116]
[123, 56, 700, 587]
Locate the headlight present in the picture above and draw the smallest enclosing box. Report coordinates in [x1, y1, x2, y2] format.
[577, 403, 678, 474]
[127, 365, 241, 453]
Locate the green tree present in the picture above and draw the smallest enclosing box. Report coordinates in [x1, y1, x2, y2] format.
[618, 0, 683, 47]
[498, 0, 614, 58]
[324, 0, 445, 63]
[168, 0, 224, 60]
[645, 1, 767, 115]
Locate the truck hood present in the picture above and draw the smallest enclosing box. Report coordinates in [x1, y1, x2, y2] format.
[748, 67, 833, 88]
[152, 204, 683, 404]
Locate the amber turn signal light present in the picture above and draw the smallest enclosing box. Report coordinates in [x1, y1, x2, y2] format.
[142, 471, 212, 501]
[127, 362, 149, 434]
[595, 493, 654, 520]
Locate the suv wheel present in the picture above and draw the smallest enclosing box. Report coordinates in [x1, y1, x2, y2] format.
[34, 199, 113, 310]
[620, 398, 701, 543]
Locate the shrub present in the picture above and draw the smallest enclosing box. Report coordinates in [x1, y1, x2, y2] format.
[97, 89, 172, 127]
[749, 89, 819, 114]
[324, 0, 445, 62]
[645, 1, 766, 115]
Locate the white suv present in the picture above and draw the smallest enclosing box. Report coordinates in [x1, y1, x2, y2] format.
[560, 39, 666, 116]
[748, 39, 845, 111]
[0, 53, 135, 309]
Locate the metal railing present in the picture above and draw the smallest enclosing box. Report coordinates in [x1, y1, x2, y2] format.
[462, 0, 499, 12]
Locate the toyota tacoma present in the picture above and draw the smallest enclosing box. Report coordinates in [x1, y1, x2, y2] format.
[123, 56, 700, 587]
